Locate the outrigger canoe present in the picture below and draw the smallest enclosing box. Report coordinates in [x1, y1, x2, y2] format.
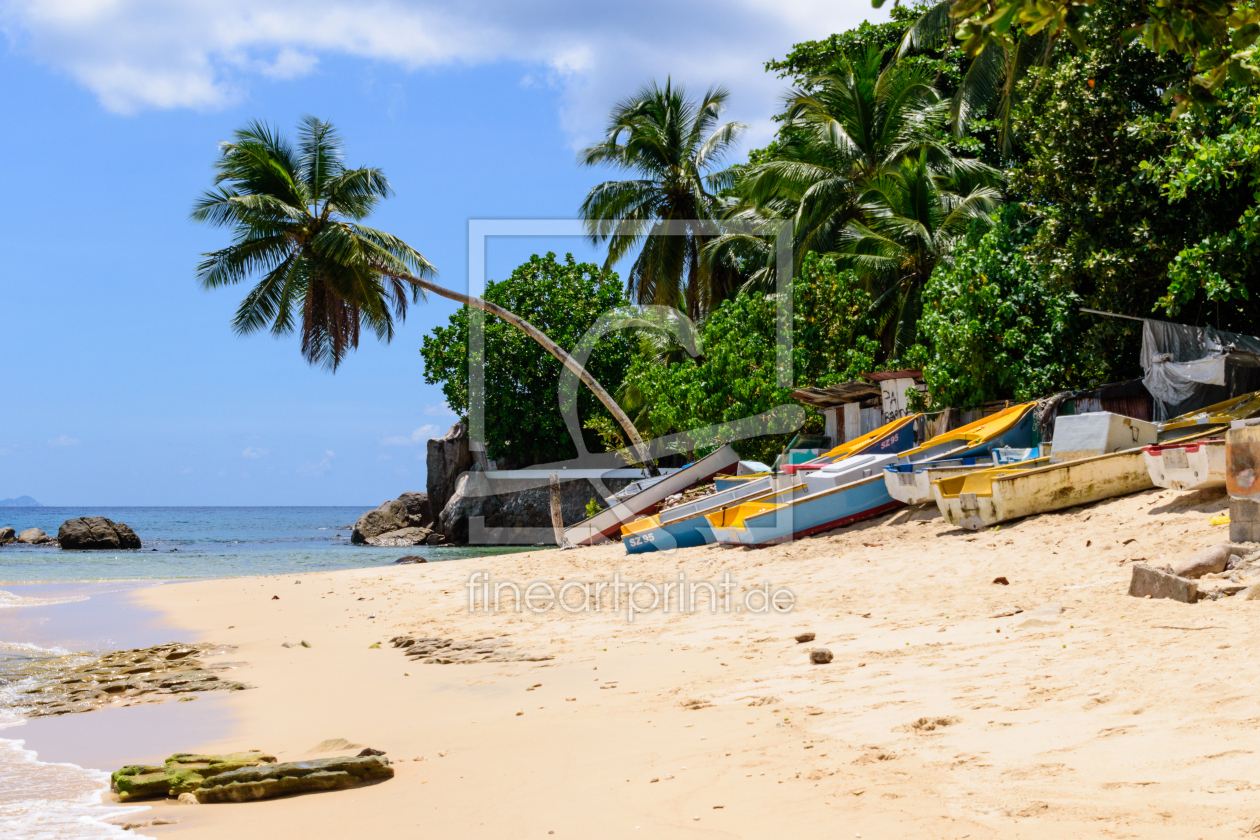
[1144, 439, 1225, 491]
[934, 393, 1260, 530]
[563, 445, 740, 546]
[706, 402, 1039, 547]
[620, 414, 919, 554]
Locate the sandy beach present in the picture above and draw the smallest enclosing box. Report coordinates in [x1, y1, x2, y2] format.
[63, 484, 1258, 839]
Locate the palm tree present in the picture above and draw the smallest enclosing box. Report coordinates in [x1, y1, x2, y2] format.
[836, 151, 1001, 355]
[578, 80, 747, 319]
[895, 0, 1050, 156]
[194, 116, 658, 471]
[723, 44, 980, 283]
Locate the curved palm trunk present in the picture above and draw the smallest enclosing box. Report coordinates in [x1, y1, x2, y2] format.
[400, 272, 660, 477]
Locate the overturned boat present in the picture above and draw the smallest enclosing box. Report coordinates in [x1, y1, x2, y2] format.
[706, 402, 1038, 547]
[620, 415, 919, 554]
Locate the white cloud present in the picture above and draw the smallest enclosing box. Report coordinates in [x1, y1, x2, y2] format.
[297, 449, 336, 477]
[48, 435, 80, 446]
[379, 424, 440, 446]
[0, 1, 889, 145]
[241, 446, 270, 458]
[423, 403, 456, 417]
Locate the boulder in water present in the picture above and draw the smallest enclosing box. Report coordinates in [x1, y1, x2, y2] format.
[16, 527, 55, 545]
[351, 493, 432, 544]
[0, 527, 14, 546]
[57, 517, 141, 550]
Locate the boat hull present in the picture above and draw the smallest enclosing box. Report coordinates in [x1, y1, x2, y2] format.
[621, 416, 919, 554]
[1144, 439, 1226, 491]
[711, 475, 901, 547]
[934, 449, 1154, 531]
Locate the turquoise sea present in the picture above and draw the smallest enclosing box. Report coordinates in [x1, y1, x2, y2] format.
[0, 506, 534, 582]
[0, 506, 535, 837]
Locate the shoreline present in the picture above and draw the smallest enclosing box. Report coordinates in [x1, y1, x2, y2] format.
[5, 484, 1256, 838]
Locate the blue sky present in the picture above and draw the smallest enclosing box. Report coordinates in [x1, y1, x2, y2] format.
[0, 0, 886, 505]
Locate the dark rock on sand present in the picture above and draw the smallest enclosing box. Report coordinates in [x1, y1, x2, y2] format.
[195, 755, 394, 803]
[13, 642, 249, 717]
[809, 648, 834, 664]
[0, 527, 14, 546]
[57, 517, 141, 550]
[390, 634, 553, 664]
[794, 632, 815, 643]
[16, 527, 56, 545]
[112, 752, 276, 801]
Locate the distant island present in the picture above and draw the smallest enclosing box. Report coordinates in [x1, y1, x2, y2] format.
[0, 496, 43, 507]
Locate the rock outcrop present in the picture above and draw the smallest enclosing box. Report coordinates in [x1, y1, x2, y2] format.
[367, 526, 444, 547]
[16, 527, 55, 545]
[57, 517, 141, 550]
[194, 755, 394, 803]
[427, 422, 472, 529]
[13, 642, 249, 717]
[113, 752, 276, 801]
[438, 471, 635, 544]
[390, 634, 554, 664]
[350, 492, 432, 544]
[0, 527, 14, 546]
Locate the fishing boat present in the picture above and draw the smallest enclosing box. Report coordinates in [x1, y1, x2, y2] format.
[1144, 439, 1225, 491]
[706, 402, 1039, 547]
[563, 445, 740, 546]
[934, 393, 1260, 530]
[620, 414, 919, 554]
[883, 447, 1043, 506]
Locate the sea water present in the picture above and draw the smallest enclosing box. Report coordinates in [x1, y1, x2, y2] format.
[0, 507, 537, 837]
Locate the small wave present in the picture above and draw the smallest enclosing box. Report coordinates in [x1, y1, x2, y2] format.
[0, 734, 151, 839]
[0, 590, 90, 610]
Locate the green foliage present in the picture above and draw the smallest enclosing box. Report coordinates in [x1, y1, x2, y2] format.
[1137, 88, 1260, 320]
[876, 0, 1256, 116]
[419, 253, 633, 466]
[191, 116, 435, 370]
[919, 209, 1084, 408]
[621, 254, 909, 462]
[584, 497, 604, 518]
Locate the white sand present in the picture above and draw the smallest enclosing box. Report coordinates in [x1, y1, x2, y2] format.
[126, 484, 1259, 838]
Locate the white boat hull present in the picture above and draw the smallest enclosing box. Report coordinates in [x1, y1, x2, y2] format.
[1144, 440, 1226, 491]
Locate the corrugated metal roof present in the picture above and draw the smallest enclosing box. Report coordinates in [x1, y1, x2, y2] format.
[791, 382, 882, 408]
[863, 369, 924, 382]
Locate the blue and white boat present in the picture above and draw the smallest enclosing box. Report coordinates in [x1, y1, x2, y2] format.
[707, 402, 1038, 547]
[620, 414, 920, 554]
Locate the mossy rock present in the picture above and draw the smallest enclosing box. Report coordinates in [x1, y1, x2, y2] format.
[112, 751, 277, 800]
[195, 755, 393, 803]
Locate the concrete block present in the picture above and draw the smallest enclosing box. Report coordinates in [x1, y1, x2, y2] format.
[1128, 563, 1199, 604]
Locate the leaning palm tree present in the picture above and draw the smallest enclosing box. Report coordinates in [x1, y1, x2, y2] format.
[579, 80, 747, 319]
[836, 151, 1001, 356]
[193, 116, 657, 470]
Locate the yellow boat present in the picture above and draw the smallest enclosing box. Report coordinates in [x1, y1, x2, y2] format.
[934, 392, 1260, 530]
[621, 414, 919, 554]
[706, 402, 1038, 547]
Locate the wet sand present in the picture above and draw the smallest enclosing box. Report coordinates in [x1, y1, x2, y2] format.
[39, 484, 1260, 838]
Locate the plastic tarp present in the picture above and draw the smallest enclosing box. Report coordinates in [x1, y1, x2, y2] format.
[1141, 319, 1260, 420]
